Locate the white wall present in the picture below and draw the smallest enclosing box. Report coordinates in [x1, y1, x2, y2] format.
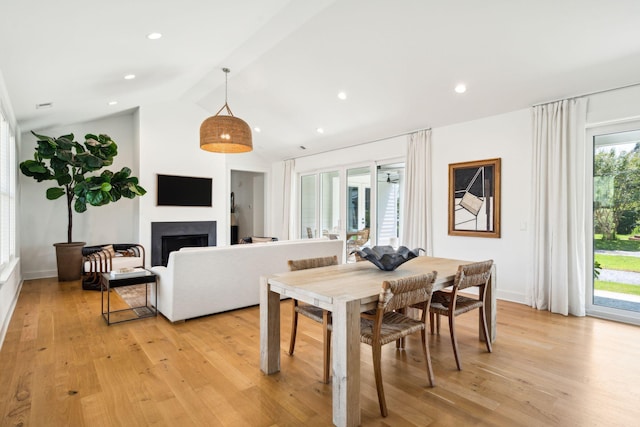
[138, 101, 226, 263]
[294, 137, 405, 172]
[19, 112, 139, 279]
[432, 109, 531, 303]
[137, 100, 273, 265]
[587, 85, 640, 125]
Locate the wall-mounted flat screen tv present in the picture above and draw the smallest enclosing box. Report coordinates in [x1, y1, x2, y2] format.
[157, 174, 212, 207]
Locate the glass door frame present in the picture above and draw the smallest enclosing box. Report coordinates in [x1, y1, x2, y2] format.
[586, 120, 640, 326]
[296, 157, 405, 257]
[297, 162, 373, 243]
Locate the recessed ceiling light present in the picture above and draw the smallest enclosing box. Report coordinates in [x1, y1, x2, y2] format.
[147, 32, 162, 40]
[35, 102, 53, 109]
[299, 145, 306, 150]
[316, 127, 324, 134]
[124, 74, 136, 80]
[254, 127, 261, 133]
[337, 91, 347, 100]
[108, 101, 118, 106]
[454, 83, 467, 94]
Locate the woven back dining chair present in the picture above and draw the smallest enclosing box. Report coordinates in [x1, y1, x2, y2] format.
[287, 255, 339, 384]
[428, 259, 493, 370]
[360, 272, 438, 417]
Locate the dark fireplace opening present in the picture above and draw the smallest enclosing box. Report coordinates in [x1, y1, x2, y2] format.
[151, 221, 216, 266]
[161, 234, 208, 266]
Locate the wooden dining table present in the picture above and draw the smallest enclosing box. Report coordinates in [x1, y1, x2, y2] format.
[260, 256, 496, 427]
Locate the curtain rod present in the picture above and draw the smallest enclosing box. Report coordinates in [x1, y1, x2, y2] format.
[532, 81, 640, 107]
[286, 126, 431, 161]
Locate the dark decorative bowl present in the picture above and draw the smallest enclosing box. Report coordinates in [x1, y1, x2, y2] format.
[351, 245, 424, 271]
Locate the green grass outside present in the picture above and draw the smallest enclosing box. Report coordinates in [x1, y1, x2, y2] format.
[593, 234, 640, 251]
[594, 254, 640, 272]
[593, 234, 640, 296]
[595, 280, 640, 296]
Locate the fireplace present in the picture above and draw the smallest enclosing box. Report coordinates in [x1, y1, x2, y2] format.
[151, 221, 216, 266]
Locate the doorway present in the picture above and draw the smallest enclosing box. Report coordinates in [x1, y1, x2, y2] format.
[230, 170, 266, 244]
[588, 123, 640, 325]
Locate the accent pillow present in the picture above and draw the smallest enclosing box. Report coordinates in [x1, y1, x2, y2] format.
[251, 236, 274, 243]
[102, 244, 116, 257]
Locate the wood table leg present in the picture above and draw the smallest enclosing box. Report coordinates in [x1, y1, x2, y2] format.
[332, 297, 361, 427]
[260, 276, 281, 374]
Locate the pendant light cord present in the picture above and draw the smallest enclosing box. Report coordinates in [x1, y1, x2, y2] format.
[223, 67, 229, 105]
[215, 68, 234, 117]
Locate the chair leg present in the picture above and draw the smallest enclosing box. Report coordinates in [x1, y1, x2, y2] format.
[429, 312, 435, 334]
[322, 310, 331, 384]
[421, 328, 435, 387]
[480, 306, 492, 353]
[448, 314, 462, 370]
[372, 344, 388, 417]
[288, 301, 299, 356]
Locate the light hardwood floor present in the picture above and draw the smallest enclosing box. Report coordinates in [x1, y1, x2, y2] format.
[1, 277, 639, 426]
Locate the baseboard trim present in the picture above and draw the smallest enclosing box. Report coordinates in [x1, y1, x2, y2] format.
[22, 270, 57, 281]
[496, 289, 527, 305]
[0, 279, 23, 352]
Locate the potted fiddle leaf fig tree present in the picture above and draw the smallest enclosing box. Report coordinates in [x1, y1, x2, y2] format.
[20, 131, 146, 281]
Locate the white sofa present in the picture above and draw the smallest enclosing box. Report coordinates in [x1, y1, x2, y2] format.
[150, 239, 344, 322]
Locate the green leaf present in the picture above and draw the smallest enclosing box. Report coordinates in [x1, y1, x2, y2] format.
[75, 152, 104, 170]
[86, 190, 105, 206]
[36, 140, 56, 158]
[56, 136, 75, 150]
[110, 186, 122, 201]
[19, 160, 53, 182]
[55, 173, 72, 186]
[74, 197, 87, 213]
[46, 187, 65, 200]
[129, 183, 146, 196]
[29, 164, 47, 174]
[100, 182, 112, 192]
[74, 180, 88, 195]
[55, 149, 73, 163]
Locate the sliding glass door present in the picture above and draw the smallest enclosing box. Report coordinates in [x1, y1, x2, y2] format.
[320, 171, 340, 238]
[346, 167, 372, 261]
[300, 171, 340, 239]
[588, 123, 640, 325]
[300, 174, 317, 238]
[376, 163, 404, 247]
[299, 161, 404, 262]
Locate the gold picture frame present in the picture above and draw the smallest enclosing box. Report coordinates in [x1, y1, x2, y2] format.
[448, 158, 501, 238]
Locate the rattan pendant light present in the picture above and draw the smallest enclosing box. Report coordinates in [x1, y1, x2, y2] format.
[200, 68, 252, 153]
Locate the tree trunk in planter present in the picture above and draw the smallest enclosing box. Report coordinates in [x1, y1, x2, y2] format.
[53, 242, 86, 281]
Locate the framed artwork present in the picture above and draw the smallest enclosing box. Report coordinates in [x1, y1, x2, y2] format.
[448, 158, 501, 238]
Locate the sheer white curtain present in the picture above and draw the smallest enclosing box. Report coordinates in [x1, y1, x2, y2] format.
[401, 129, 433, 254]
[530, 98, 588, 316]
[281, 159, 295, 240]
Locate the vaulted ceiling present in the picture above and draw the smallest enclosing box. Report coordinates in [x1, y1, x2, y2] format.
[2, 0, 640, 160]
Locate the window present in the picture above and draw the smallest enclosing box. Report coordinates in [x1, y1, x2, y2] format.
[0, 109, 17, 274]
